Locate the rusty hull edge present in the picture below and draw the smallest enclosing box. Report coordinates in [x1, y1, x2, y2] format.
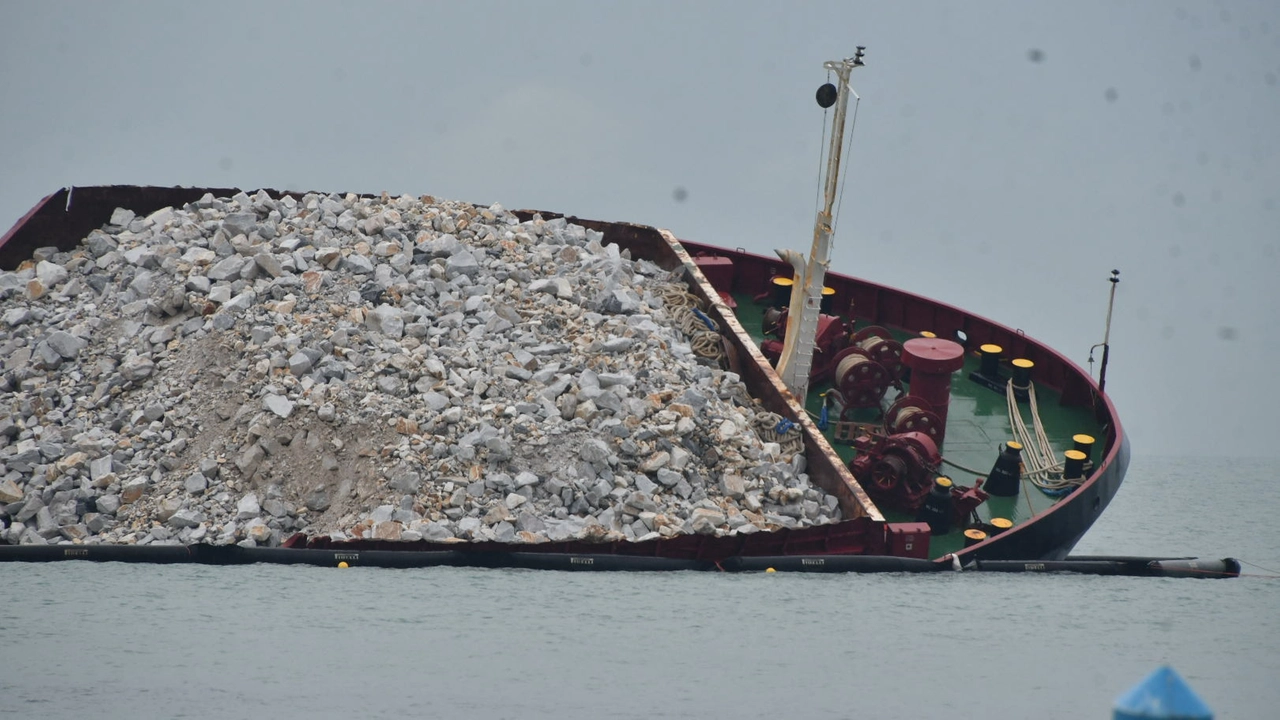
[656, 229, 882, 522]
[507, 208, 881, 522]
[1, 186, 249, 270]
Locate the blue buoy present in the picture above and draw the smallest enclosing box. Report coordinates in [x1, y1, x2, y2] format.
[1113, 665, 1213, 720]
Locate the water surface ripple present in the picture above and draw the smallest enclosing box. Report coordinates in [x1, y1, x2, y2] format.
[6, 456, 1276, 719]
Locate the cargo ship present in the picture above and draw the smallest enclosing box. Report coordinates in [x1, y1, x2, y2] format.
[0, 53, 1163, 574]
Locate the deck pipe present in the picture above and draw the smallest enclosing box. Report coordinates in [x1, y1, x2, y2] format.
[915, 476, 955, 535]
[1010, 358, 1034, 402]
[988, 517, 1014, 535]
[984, 441, 1024, 497]
[820, 286, 836, 313]
[1072, 434, 1095, 458]
[978, 343, 1003, 379]
[1063, 450, 1088, 480]
[770, 276, 794, 308]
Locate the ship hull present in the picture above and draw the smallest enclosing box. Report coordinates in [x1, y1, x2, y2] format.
[1, 185, 1128, 564]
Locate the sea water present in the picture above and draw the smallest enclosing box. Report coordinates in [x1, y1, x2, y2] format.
[5, 456, 1276, 719]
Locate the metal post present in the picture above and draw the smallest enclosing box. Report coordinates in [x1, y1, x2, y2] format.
[1098, 269, 1119, 393]
[776, 50, 866, 402]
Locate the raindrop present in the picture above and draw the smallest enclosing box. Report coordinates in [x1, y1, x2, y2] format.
[1026, 48, 1045, 63]
[1160, 325, 1176, 341]
[1104, 87, 1119, 103]
[672, 187, 688, 203]
[1189, 54, 1201, 71]
[218, 157, 233, 171]
[1216, 326, 1239, 341]
[1172, 192, 1186, 207]
[1266, 72, 1277, 86]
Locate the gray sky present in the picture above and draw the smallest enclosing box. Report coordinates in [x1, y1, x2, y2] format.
[3, 0, 1277, 458]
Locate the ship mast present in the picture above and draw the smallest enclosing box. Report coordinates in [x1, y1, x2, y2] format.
[775, 50, 866, 402]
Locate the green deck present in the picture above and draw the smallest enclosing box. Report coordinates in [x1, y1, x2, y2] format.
[730, 294, 1105, 559]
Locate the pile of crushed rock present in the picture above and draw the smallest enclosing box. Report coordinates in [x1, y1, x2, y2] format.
[0, 190, 841, 548]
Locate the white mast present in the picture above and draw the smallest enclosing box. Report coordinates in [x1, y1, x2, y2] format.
[775, 50, 866, 402]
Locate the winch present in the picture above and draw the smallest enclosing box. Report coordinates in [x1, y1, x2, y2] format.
[848, 325, 904, 380]
[883, 396, 945, 444]
[828, 345, 893, 410]
[850, 430, 940, 512]
[760, 308, 853, 384]
[850, 430, 990, 522]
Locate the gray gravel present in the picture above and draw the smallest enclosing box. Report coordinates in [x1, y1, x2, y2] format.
[0, 190, 839, 548]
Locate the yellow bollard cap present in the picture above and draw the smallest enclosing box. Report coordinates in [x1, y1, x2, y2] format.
[1012, 358, 1034, 369]
[1065, 450, 1087, 461]
[1072, 434, 1096, 445]
[991, 517, 1014, 530]
[338, 561, 349, 569]
[765, 567, 776, 573]
[980, 343, 1002, 354]
[772, 277, 794, 287]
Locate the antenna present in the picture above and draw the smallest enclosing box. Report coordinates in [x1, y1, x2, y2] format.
[1088, 269, 1120, 392]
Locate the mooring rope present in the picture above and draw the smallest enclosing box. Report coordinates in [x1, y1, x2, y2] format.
[1239, 559, 1280, 577]
[1007, 378, 1076, 492]
[754, 411, 805, 456]
[660, 284, 695, 311]
[657, 283, 725, 365]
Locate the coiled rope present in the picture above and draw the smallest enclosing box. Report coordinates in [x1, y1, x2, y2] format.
[660, 285, 701, 312]
[661, 284, 725, 365]
[1006, 378, 1076, 493]
[754, 411, 805, 456]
